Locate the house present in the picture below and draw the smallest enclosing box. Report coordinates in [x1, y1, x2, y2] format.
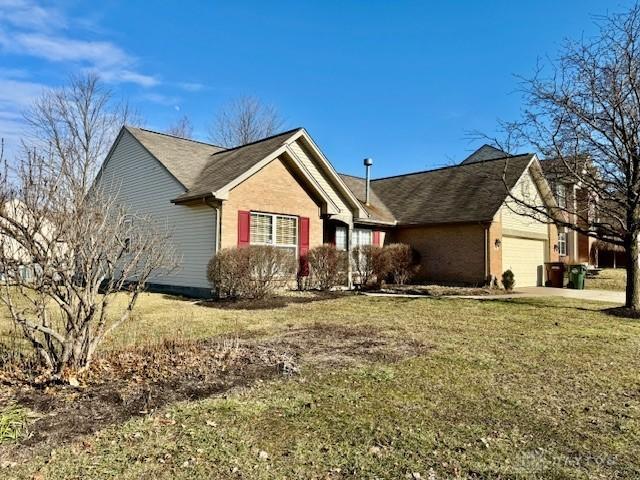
[96, 128, 559, 297]
[540, 157, 624, 268]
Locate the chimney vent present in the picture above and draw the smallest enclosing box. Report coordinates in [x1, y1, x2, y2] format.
[364, 158, 373, 205]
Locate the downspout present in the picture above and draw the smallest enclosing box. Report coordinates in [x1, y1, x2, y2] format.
[484, 224, 490, 283]
[205, 198, 222, 253]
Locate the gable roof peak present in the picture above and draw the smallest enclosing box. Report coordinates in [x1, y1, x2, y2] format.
[461, 144, 509, 165]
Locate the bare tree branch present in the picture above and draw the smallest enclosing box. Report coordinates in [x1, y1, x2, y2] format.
[0, 74, 177, 383]
[208, 96, 284, 148]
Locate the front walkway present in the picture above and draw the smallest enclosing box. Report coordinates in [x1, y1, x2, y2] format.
[364, 287, 624, 304]
[511, 286, 624, 304]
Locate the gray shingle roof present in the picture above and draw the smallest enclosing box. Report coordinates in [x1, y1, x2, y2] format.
[125, 126, 225, 188]
[370, 154, 534, 225]
[173, 128, 302, 201]
[338, 174, 396, 223]
[461, 144, 509, 164]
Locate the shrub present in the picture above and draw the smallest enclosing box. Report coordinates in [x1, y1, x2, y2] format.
[207, 248, 250, 298]
[307, 244, 347, 290]
[383, 243, 417, 285]
[208, 246, 296, 299]
[502, 269, 515, 291]
[352, 245, 389, 287]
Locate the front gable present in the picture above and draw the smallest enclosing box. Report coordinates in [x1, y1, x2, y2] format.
[500, 161, 554, 238]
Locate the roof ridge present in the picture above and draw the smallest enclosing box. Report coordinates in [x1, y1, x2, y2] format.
[209, 127, 303, 155]
[125, 125, 226, 149]
[372, 153, 533, 182]
[338, 172, 366, 180]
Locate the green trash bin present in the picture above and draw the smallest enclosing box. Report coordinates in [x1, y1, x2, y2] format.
[568, 264, 587, 289]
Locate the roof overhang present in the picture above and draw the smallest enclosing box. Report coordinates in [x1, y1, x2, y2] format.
[171, 129, 369, 220]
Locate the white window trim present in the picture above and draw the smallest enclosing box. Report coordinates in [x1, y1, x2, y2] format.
[250, 212, 298, 255]
[353, 228, 372, 247]
[556, 183, 567, 209]
[335, 225, 348, 251]
[558, 231, 567, 257]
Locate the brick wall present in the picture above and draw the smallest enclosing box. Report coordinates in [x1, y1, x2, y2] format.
[221, 157, 324, 249]
[388, 223, 487, 284]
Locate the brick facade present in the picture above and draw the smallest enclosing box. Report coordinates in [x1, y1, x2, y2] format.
[220, 157, 324, 249]
[388, 223, 487, 284]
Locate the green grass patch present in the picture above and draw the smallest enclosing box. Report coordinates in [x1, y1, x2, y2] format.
[0, 405, 29, 444]
[586, 268, 626, 291]
[1, 294, 640, 478]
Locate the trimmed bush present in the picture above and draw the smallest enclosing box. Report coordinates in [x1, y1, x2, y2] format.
[352, 245, 389, 287]
[307, 244, 347, 290]
[208, 246, 296, 299]
[383, 243, 417, 285]
[502, 269, 515, 291]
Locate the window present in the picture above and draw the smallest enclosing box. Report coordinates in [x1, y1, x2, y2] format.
[558, 231, 567, 256]
[335, 226, 347, 251]
[353, 228, 372, 247]
[250, 212, 298, 256]
[555, 184, 567, 209]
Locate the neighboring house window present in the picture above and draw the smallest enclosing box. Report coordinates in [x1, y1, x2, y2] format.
[558, 231, 567, 256]
[353, 228, 372, 247]
[335, 226, 347, 251]
[555, 184, 567, 209]
[250, 212, 298, 257]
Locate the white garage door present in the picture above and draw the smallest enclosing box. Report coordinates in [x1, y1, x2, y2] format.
[502, 236, 546, 287]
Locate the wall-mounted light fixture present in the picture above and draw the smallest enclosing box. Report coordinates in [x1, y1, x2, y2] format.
[494, 239, 501, 249]
[553, 244, 559, 253]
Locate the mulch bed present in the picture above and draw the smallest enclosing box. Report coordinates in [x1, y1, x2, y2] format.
[373, 284, 510, 297]
[0, 323, 429, 462]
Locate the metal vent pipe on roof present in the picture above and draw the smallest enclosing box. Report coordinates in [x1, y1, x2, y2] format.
[364, 158, 373, 205]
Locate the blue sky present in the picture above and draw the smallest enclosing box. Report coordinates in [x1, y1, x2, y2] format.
[0, 0, 635, 178]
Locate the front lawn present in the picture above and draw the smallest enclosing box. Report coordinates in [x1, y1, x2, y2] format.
[1, 293, 639, 479]
[586, 268, 627, 291]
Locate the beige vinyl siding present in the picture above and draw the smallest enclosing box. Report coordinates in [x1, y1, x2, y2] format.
[288, 140, 351, 220]
[501, 170, 549, 236]
[96, 130, 216, 290]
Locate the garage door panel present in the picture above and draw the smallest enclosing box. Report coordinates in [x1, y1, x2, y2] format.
[502, 236, 546, 287]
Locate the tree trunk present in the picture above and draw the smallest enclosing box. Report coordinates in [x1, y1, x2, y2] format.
[625, 232, 640, 310]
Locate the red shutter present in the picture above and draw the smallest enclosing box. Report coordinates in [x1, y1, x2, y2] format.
[298, 216, 310, 276]
[237, 211, 250, 247]
[372, 230, 381, 246]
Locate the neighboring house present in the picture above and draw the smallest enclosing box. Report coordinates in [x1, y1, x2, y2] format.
[96, 128, 559, 297]
[539, 157, 623, 268]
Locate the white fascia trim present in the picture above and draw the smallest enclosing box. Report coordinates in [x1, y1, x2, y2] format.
[291, 129, 369, 219]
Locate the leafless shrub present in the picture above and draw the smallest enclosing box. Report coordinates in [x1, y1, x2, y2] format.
[307, 244, 347, 290]
[352, 245, 389, 287]
[383, 243, 417, 285]
[208, 246, 295, 299]
[0, 74, 177, 384]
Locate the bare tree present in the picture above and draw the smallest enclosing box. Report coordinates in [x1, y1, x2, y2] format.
[208, 96, 283, 147]
[166, 114, 193, 139]
[0, 75, 177, 383]
[481, 4, 640, 310]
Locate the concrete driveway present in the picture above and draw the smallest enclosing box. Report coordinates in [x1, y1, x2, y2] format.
[511, 286, 624, 304]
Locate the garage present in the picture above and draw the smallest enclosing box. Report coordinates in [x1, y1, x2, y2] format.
[502, 236, 547, 287]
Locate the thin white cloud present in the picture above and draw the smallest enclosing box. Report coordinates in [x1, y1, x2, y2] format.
[0, 1, 158, 88]
[177, 82, 205, 92]
[141, 92, 181, 106]
[0, 0, 65, 31]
